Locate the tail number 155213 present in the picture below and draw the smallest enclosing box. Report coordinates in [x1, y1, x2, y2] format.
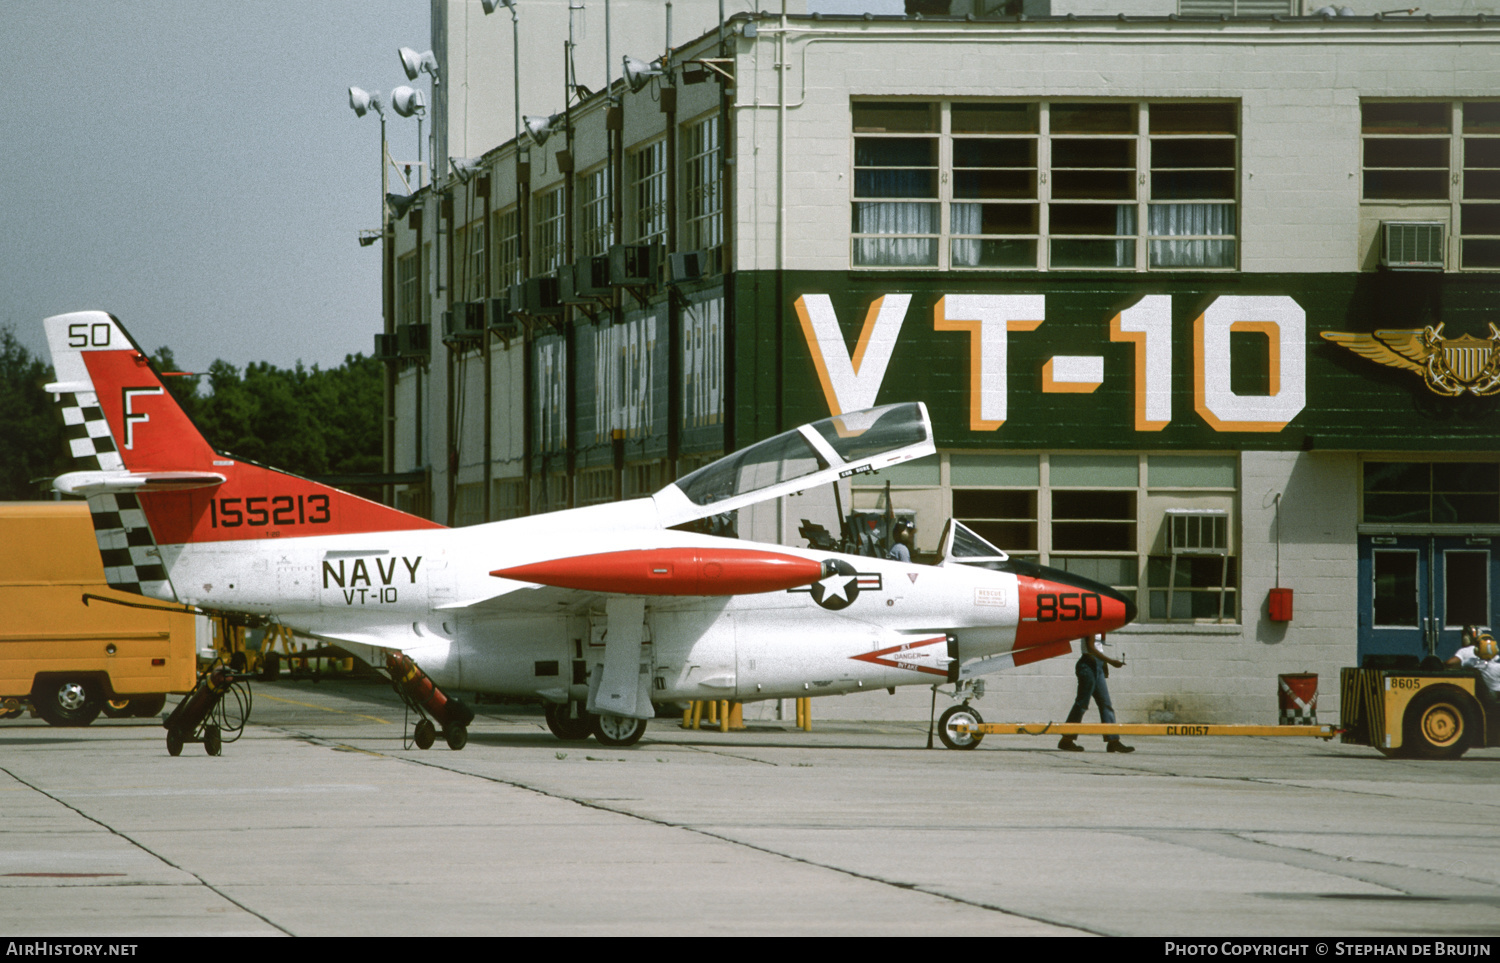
[209, 494, 331, 528]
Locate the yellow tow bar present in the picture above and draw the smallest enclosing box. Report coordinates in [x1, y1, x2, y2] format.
[957, 722, 1339, 739]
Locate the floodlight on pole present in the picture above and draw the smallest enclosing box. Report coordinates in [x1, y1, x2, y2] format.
[348, 86, 384, 119]
[391, 86, 427, 118]
[523, 114, 555, 146]
[623, 55, 665, 93]
[399, 46, 440, 81]
[450, 156, 482, 182]
[481, 0, 522, 152]
[348, 86, 391, 227]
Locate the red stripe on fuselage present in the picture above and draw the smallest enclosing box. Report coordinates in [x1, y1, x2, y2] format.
[494, 548, 825, 596]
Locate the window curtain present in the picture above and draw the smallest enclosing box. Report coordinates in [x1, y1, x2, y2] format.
[1149, 203, 1235, 267]
[950, 202, 982, 267]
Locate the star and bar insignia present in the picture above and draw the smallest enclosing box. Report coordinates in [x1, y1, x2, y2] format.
[789, 559, 883, 611]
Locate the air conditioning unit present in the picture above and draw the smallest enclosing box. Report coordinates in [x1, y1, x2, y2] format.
[667, 250, 707, 283]
[1381, 221, 1445, 271]
[443, 302, 485, 343]
[397, 323, 431, 359]
[609, 243, 661, 286]
[511, 277, 563, 317]
[488, 295, 521, 338]
[560, 256, 612, 304]
[1166, 509, 1229, 556]
[578, 255, 614, 297]
[373, 332, 400, 361]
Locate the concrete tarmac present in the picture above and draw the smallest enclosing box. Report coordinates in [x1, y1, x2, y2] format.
[2, 676, 1498, 937]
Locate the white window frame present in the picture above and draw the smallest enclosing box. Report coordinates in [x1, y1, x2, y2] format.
[1360, 100, 1500, 271]
[579, 165, 614, 258]
[682, 114, 723, 272]
[533, 184, 567, 274]
[851, 99, 1240, 273]
[629, 138, 668, 246]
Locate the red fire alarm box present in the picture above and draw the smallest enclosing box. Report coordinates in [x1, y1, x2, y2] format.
[1269, 587, 1294, 622]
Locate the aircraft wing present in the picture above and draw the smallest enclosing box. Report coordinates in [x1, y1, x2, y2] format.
[651, 402, 935, 529]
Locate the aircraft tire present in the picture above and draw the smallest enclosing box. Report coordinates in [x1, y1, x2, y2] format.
[32, 678, 104, 728]
[413, 718, 437, 750]
[544, 702, 594, 741]
[1402, 687, 1476, 760]
[204, 724, 222, 757]
[102, 699, 134, 719]
[592, 713, 646, 748]
[938, 703, 985, 751]
[444, 724, 468, 751]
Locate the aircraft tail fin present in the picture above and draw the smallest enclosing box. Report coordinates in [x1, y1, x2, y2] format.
[42, 312, 441, 599]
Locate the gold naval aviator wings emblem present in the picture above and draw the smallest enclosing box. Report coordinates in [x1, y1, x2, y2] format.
[1320, 323, 1500, 397]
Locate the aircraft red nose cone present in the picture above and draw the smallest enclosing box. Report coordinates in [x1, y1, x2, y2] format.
[1014, 573, 1134, 649]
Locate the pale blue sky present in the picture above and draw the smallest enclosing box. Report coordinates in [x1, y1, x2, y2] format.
[1, 0, 898, 374]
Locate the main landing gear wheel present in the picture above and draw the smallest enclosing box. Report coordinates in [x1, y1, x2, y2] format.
[544, 702, 594, 741]
[592, 713, 647, 748]
[444, 724, 468, 751]
[413, 718, 437, 750]
[32, 678, 103, 727]
[938, 703, 985, 751]
[1403, 687, 1476, 760]
[102, 699, 134, 719]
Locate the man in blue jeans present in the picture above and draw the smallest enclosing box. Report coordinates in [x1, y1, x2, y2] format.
[1058, 633, 1134, 753]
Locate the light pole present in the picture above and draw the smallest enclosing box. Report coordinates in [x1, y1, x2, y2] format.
[348, 87, 389, 222]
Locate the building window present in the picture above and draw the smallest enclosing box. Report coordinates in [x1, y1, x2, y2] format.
[493, 206, 521, 291]
[1178, 0, 1293, 14]
[455, 219, 486, 302]
[629, 139, 668, 245]
[579, 165, 614, 258]
[491, 478, 525, 520]
[397, 251, 420, 325]
[852, 452, 1238, 623]
[1361, 101, 1500, 270]
[576, 467, 616, 506]
[682, 114, 723, 273]
[851, 100, 1238, 271]
[454, 482, 485, 527]
[1362, 461, 1500, 525]
[533, 184, 566, 274]
[623, 461, 666, 498]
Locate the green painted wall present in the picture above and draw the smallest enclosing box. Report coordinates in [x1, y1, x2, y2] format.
[735, 271, 1500, 452]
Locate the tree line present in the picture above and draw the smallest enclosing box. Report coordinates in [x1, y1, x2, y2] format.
[0, 325, 383, 501]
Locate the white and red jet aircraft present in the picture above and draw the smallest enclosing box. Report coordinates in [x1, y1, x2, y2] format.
[43, 311, 1136, 750]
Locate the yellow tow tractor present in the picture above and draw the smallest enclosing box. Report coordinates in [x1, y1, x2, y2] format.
[1339, 664, 1498, 759]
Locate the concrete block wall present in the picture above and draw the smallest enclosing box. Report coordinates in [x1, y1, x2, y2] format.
[771, 450, 1360, 725]
[734, 20, 1500, 275]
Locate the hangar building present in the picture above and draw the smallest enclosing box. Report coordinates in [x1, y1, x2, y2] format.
[377, 0, 1500, 723]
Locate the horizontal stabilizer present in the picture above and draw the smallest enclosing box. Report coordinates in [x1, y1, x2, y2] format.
[55, 470, 226, 496]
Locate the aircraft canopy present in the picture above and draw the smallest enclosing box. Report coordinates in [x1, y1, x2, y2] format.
[654, 402, 934, 528]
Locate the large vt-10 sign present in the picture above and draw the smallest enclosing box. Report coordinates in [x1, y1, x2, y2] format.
[796, 293, 1306, 434]
[737, 272, 1498, 453]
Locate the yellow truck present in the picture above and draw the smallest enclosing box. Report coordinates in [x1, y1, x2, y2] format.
[1, 502, 196, 726]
